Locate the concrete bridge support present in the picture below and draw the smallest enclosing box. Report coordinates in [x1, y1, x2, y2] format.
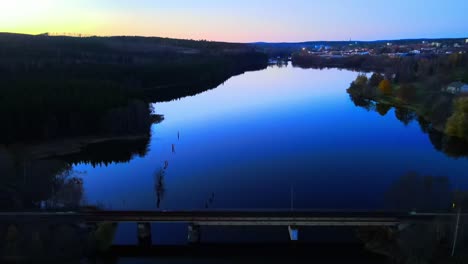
[137, 222, 152, 247]
[188, 223, 201, 244]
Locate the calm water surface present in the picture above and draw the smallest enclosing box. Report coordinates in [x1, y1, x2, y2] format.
[76, 64, 468, 211]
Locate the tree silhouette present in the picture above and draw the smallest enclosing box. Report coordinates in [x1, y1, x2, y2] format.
[369, 73, 384, 87]
[394, 107, 416, 126]
[375, 103, 392, 116]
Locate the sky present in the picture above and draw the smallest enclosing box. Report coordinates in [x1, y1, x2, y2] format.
[1, 0, 467, 42]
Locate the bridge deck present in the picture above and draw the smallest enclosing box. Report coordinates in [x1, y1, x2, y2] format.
[0, 211, 446, 226]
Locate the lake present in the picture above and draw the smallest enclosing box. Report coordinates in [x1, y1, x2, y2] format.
[71, 63, 468, 212]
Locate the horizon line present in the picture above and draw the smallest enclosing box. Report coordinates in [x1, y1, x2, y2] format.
[1, 31, 467, 44]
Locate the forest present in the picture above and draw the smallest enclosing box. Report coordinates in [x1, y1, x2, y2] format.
[345, 52, 468, 155]
[0, 33, 268, 143]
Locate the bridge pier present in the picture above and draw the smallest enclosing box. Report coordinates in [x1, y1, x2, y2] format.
[288, 225, 299, 241]
[398, 222, 410, 231]
[137, 222, 152, 247]
[187, 223, 201, 244]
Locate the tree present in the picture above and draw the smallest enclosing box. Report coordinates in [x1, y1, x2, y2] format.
[395, 107, 416, 126]
[397, 84, 417, 103]
[445, 98, 468, 140]
[378, 79, 392, 95]
[369, 73, 384, 87]
[376, 103, 392, 116]
[348, 94, 375, 111]
[353, 74, 368, 87]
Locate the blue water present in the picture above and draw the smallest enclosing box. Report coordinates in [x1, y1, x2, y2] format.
[76, 64, 468, 212]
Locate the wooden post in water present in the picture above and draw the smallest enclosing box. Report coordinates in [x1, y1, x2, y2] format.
[137, 222, 152, 247]
[187, 223, 201, 244]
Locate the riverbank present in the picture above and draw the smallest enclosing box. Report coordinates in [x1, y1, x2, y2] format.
[347, 73, 455, 132]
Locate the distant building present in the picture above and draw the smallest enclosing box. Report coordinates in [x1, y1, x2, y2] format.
[466, 39, 468, 44]
[445, 82, 468, 94]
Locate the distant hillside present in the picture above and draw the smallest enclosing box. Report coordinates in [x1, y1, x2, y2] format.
[0, 33, 260, 68]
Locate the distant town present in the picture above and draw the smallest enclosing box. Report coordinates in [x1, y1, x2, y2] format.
[299, 39, 468, 58]
[255, 38, 468, 60]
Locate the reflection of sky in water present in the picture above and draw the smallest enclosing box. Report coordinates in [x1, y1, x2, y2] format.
[76, 65, 468, 211]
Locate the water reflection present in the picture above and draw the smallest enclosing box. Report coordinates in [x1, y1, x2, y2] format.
[385, 172, 452, 212]
[359, 172, 468, 263]
[0, 64, 466, 262]
[0, 150, 83, 210]
[348, 90, 468, 158]
[0, 220, 118, 262]
[0, 99, 161, 211]
[154, 168, 166, 209]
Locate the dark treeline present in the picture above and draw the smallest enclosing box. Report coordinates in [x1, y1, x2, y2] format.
[61, 137, 152, 167]
[293, 53, 468, 84]
[0, 33, 268, 93]
[0, 33, 268, 143]
[0, 33, 261, 70]
[0, 99, 161, 144]
[293, 54, 397, 72]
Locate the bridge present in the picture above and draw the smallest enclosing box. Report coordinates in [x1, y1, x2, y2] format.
[0, 210, 458, 246]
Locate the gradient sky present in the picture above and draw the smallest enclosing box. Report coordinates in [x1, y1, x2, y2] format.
[1, 0, 467, 42]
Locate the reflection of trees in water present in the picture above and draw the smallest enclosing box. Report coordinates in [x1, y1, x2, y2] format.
[394, 107, 417, 126]
[428, 130, 468, 158]
[154, 168, 166, 209]
[0, 99, 160, 144]
[0, 220, 118, 262]
[417, 116, 431, 133]
[358, 221, 458, 263]
[0, 98, 165, 210]
[0, 145, 87, 211]
[62, 137, 151, 167]
[359, 172, 468, 263]
[46, 168, 85, 209]
[348, 91, 468, 158]
[385, 172, 452, 212]
[348, 93, 375, 111]
[376, 103, 392, 116]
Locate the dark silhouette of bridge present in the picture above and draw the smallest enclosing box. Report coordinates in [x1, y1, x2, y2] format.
[0, 210, 460, 245]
